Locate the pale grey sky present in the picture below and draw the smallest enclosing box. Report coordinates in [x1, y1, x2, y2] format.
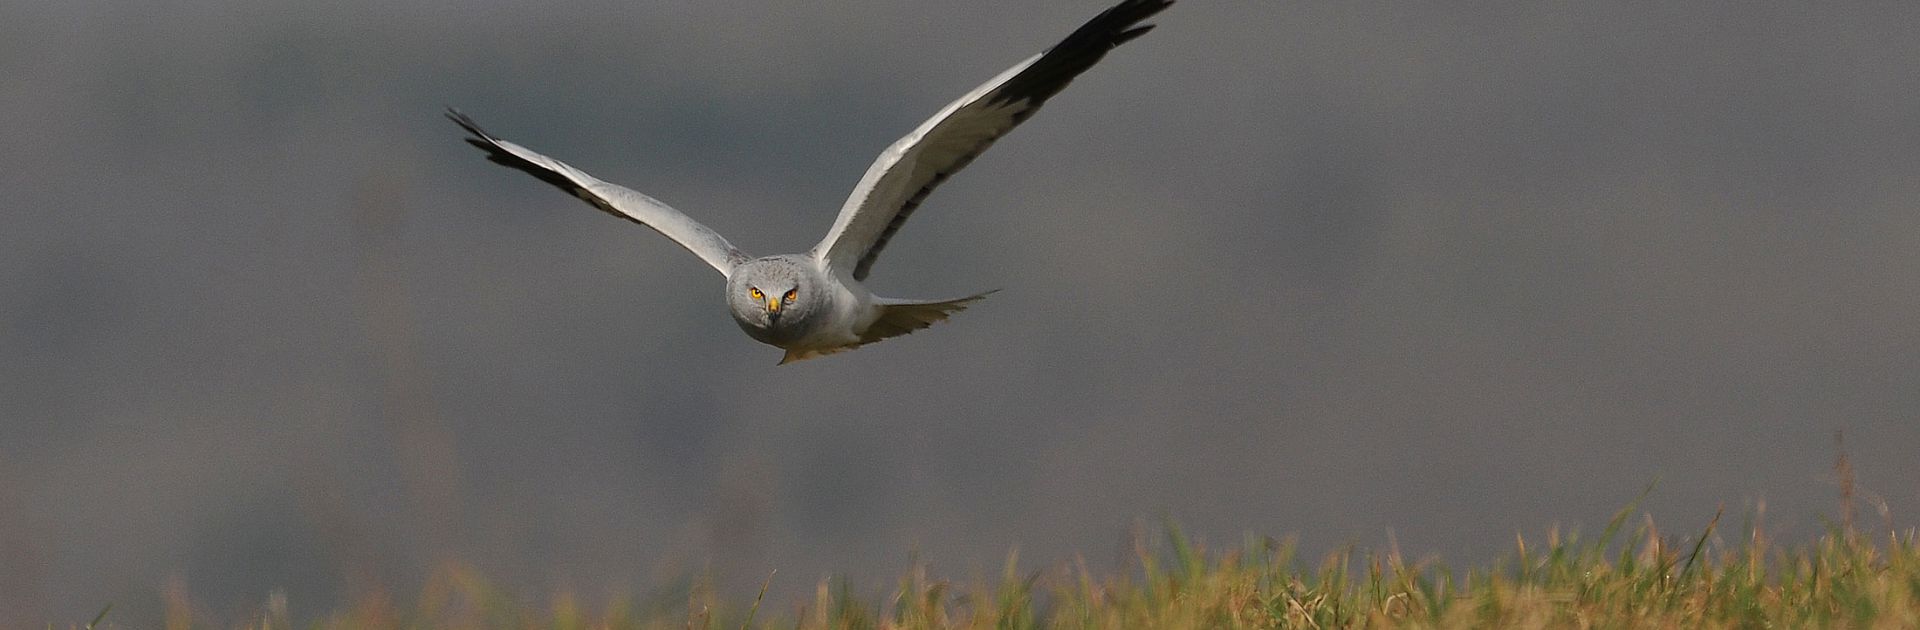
[3, 1, 1918, 624]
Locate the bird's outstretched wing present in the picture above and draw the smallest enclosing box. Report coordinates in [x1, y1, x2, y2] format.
[810, 0, 1171, 281]
[448, 110, 750, 277]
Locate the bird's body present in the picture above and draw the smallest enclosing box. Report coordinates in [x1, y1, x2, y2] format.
[451, 0, 1170, 363]
[723, 254, 994, 363]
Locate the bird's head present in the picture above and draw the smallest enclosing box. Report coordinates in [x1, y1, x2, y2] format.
[725, 256, 822, 343]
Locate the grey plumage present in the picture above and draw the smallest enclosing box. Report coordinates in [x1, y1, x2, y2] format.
[451, 0, 1169, 363]
[724, 256, 827, 347]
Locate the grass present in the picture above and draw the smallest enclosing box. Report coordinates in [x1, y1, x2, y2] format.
[142, 502, 1919, 629]
[124, 440, 1918, 628]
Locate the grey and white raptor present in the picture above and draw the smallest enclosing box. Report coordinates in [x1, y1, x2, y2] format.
[450, 0, 1171, 363]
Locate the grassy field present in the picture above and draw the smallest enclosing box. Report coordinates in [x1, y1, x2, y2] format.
[143, 492, 1919, 629]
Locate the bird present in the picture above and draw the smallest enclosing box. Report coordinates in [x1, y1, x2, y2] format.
[449, 0, 1171, 364]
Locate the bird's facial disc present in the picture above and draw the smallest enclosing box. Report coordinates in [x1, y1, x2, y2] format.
[747, 286, 797, 321]
[725, 258, 817, 343]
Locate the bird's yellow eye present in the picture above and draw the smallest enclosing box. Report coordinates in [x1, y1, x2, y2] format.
[749, 287, 764, 300]
[783, 289, 797, 304]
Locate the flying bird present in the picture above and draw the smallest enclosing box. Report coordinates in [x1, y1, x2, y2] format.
[450, 0, 1171, 364]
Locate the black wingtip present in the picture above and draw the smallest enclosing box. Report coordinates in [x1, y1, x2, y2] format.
[1066, 0, 1174, 54]
[446, 109, 560, 183]
[1112, 24, 1158, 47]
[986, 0, 1173, 108]
[445, 107, 495, 142]
[448, 110, 532, 171]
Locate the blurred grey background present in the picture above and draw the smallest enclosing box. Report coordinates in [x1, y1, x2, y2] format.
[4, 0, 1919, 624]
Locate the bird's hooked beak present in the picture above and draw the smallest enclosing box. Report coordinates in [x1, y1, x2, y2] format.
[765, 296, 782, 322]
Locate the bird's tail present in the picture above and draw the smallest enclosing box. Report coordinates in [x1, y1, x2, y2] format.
[777, 290, 996, 365]
[862, 290, 997, 345]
